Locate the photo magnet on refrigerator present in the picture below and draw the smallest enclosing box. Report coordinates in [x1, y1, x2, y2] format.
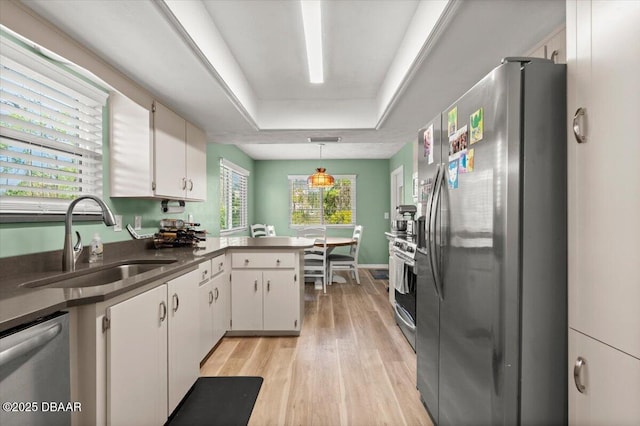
[448, 160, 459, 189]
[470, 108, 484, 144]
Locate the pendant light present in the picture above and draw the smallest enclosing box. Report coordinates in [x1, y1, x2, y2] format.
[308, 143, 335, 188]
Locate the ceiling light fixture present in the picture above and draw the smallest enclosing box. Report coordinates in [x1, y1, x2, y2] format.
[300, 0, 324, 84]
[308, 143, 334, 188]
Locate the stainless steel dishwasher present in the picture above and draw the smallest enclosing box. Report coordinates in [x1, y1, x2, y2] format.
[0, 312, 71, 426]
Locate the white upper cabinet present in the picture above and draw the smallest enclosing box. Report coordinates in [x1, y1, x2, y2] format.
[185, 121, 207, 201]
[109, 95, 206, 201]
[109, 92, 153, 198]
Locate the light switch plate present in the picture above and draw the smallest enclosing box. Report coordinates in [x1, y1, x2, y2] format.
[114, 215, 123, 232]
[134, 215, 142, 230]
[384, 212, 389, 219]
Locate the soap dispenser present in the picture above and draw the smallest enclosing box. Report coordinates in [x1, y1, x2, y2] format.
[89, 233, 103, 263]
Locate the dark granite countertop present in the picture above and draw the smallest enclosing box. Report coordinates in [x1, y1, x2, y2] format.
[0, 236, 315, 333]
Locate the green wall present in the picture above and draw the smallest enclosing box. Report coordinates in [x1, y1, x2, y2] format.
[253, 159, 390, 265]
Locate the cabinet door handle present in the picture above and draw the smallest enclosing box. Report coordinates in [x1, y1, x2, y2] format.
[254, 280, 258, 292]
[214, 287, 219, 301]
[189, 179, 194, 191]
[159, 301, 167, 322]
[573, 356, 587, 393]
[573, 107, 587, 143]
[208, 290, 214, 305]
[172, 293, 179, 313]
[267, 280, 271, 292]
[181, 177, 187, 190]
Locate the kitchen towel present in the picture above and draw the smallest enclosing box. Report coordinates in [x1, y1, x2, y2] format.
[167, 376, 263, 426]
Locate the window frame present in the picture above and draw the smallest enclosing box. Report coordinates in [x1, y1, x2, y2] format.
[288, 174, 356, 228]
[219, 158, 249, 235]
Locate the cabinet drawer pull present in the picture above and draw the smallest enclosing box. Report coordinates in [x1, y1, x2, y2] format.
[208, 290, 214, 305]
[573, 107, 587, 143]
[218, 262, 224, 271]
[159, 301, 167, 322]
[245, 259, 250, 265]
[276, 259, 280, 265]
[573, 356, 587, 393]
[172, 293, 179, 313]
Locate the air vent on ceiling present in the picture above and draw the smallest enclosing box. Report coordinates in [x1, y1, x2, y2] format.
[308, 137, 342, 143]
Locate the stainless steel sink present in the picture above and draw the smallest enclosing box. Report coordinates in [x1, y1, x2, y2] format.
[21, 259, 177, 289]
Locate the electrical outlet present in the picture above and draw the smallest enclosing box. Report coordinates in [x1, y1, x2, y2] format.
[134, 215, 142, 230]
[114, 215, 123, 232]
[384, 212, 389, 219]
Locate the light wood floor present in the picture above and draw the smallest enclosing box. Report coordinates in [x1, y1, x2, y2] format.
[200, 269, 433, 426]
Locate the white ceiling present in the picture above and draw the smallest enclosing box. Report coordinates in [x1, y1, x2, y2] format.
[20, 0, 565, 160]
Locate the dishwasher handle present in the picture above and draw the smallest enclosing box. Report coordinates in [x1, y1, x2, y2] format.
[0, 323, 62, 368]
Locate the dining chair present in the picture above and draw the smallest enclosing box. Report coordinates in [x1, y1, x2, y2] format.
[250, 224, 267, 237]
[297, 226, 328, 293]
[266, 225, 276, 237]
[328, 225, 363, 284]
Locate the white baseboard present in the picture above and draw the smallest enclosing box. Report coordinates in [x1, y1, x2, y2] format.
[359, 264, 388, 269]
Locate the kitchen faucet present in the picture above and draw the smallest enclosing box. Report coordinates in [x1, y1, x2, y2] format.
[63, 195, 116, 271]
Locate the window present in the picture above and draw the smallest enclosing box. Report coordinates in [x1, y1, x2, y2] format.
[0, 31, 108, 215]
[219, 158, 249, 234]
[289, 175, 356, 226]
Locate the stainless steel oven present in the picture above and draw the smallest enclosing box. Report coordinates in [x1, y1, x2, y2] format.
[392, 238, 417, 351]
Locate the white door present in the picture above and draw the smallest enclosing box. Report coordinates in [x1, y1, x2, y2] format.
[185, 121, 207, 201]
[263, 270, 298, 331]
[390, 165, 404, 216]
[167, 270, 200, 414]
[198, 280, 214, 360]
[153, 102, 186, 199]
[231, 270, 263, 330]
[212, 272, 230, 344]
[107, 285, 167, 426]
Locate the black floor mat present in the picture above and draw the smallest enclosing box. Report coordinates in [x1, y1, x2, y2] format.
[166, 376, 263, 426]
[371, 269, 389, 280]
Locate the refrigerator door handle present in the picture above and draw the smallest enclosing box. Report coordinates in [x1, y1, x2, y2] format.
[429, 164, 445, 300]
[425, 166, 440, 298]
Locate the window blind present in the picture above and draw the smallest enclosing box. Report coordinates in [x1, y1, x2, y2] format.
[0, 34, 108, 214]
[219, 158, 249, 233]
[289, 174, 356, 226]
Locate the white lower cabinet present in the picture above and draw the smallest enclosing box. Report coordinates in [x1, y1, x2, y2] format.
[167, 270, 200, 414]
[231, 251, 301, 332]
[198, 256, 229, 360]
[107, 285, 167, 426]
[106, 268, 200, 425]
[569, 329, 640, 426]
[211, 267, 230, 343]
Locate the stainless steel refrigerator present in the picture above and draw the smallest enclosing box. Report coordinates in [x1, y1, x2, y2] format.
[415, 58, 567, 425]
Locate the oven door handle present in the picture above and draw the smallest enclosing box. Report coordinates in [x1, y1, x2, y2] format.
[394, 304, 416, 332]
